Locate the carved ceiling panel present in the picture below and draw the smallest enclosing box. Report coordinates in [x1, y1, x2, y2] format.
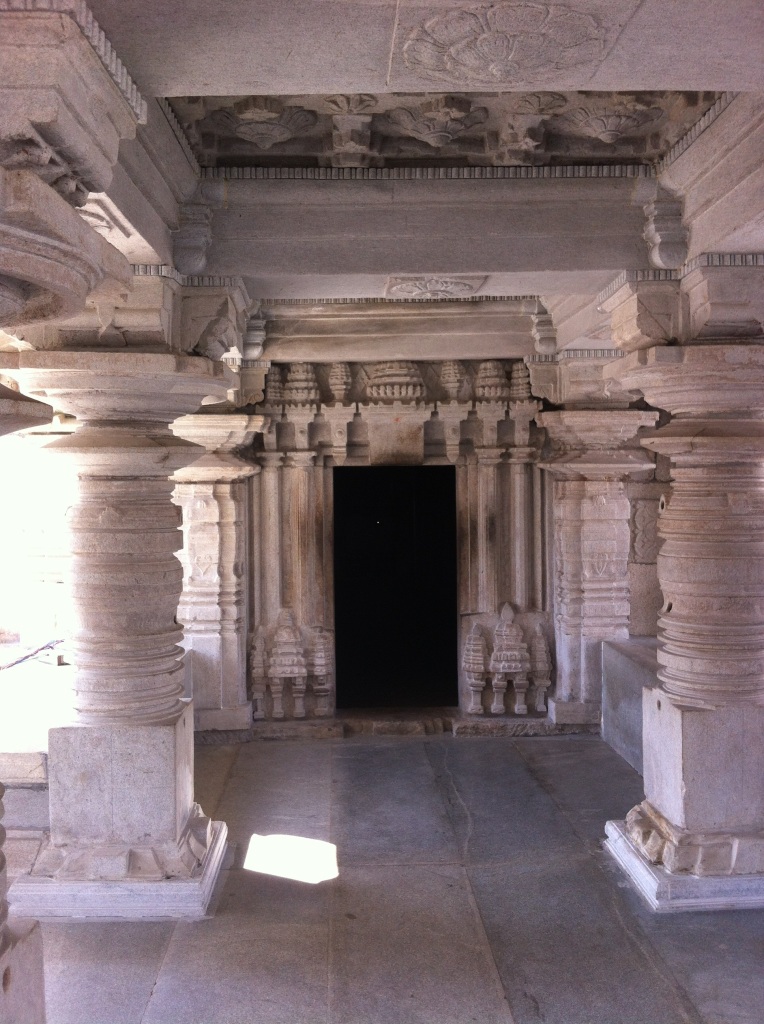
[169, 91, 720, 169]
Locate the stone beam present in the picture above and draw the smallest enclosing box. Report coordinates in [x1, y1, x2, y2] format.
[204, 174, 653, 283]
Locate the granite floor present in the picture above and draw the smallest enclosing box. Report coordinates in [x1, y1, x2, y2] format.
[17, 735, 764, 1024]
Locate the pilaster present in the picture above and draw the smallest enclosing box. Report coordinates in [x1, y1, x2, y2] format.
[171, 413, 264, 731]
[537, 396, 658, 725]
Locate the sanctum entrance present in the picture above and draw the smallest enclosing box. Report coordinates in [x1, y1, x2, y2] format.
[333, 466, 458, 709]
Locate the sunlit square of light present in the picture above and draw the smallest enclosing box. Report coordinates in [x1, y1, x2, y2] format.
[243, 833, 339, 884]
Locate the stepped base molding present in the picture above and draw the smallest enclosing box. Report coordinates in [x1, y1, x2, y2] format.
[9, 821, 227, 920]
[194, 705, 253, 731]
[605, 821, 764, 912]
[548, 698, 601, 725]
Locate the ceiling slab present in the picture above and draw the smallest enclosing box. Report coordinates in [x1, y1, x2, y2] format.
[88, 0, 764, 97]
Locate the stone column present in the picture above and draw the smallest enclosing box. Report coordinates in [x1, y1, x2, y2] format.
[258, 450, 284, 627]
[538, 410, 658, 724]
[0, 365, 49, 1023]
[476, 447, 502, 615]
[171, 413, 264, 731]
[281, 449, 316, 628]
[7, 351, 231, 919]
[603, 344, 764, 911]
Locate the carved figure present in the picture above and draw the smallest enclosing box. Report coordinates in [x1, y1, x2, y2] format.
[308, 628, 334, 717]
[489, 604, 531, 714]
[462, 623, 488, 714]
[268, 609, 307, 718]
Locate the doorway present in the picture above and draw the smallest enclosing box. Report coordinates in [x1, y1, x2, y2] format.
[333, 466, 458, 709]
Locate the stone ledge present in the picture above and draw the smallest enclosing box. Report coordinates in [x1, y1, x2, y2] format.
[7, 820, 228, 920]
[604, 820, 764, 913]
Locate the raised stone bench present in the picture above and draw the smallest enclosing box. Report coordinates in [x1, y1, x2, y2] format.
[602, 638, 659, 774]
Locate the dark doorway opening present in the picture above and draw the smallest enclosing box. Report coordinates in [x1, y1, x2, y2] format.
[333, 466, 458, 709]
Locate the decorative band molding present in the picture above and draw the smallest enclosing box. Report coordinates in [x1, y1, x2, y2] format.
[597, 269, 680, 304]
[527, 349, 623, 363]
[657, 92, 738, 173]
[200, 164, 653, 182]
[0, 0, 147, 123]
[597, 255, 764, 306]
[157, 99, 200, 174]
[259, 294, 541, 307]
[131, 265, 244, 289]
[681, 252, 764, 273]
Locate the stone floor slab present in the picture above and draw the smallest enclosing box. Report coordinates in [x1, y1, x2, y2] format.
[329, 863, 514, 1024]
[42, 921, 175, 1024]
[140, 869, 331, 1024]
[331, 738, 459, 866]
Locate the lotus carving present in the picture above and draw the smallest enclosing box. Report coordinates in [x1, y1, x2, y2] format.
[558, 107, 665, 143]
[403, 2, 605, 84]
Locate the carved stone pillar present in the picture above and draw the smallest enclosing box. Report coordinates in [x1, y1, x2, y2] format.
[0, 367, 49, 1022]
[6, 351, 231, 918]
[258, 450, 284, 627]
[281, 449, 317, 629]
[603, 345, 764, 910]
[171, 413, 263, 731]
[476, 447, 502, 616]
[539, 410, 658, 725]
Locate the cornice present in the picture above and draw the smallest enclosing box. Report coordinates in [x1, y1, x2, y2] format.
[260, 295, 542, 307]
[0, 0, 147, 123]
[131, 264, 244, 289]
[199, 164, 653, 182]
[156, 98, 200, 175]
[656, 92, 738, 173]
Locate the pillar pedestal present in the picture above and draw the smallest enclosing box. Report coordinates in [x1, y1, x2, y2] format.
[603, 345, 764, 911]
[7, 351, 231, 918]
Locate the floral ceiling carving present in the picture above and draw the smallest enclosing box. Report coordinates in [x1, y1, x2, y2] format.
[402, 3, 606, 85]
[170, 91, 720, 169]
[385, 276, 488, 300]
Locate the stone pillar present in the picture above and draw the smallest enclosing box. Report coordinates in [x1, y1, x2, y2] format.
[258, 450, 284, 627]
[476, 447, 502, 616]
[171, 413, 264, 731]
[603, 344, 764, 911]
[281, 449, 316, 628]
[7, 351, 231, 918]
[0, 366, 49, 1022]
[538, 410, 658, 725]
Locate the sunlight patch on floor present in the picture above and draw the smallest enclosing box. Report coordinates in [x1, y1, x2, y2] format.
[243, 834, 339, 884]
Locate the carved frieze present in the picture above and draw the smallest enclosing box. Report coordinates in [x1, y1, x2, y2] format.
[169, 91, 721, 169]
[474, 360, 510, 401]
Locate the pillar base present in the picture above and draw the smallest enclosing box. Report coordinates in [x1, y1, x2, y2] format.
[8, 819, 227, 920]
[0, 919, 46, 1023]
[194, 705, 253, 731]
[548, 698, 601, 725]
[604, 820, 764, 913]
